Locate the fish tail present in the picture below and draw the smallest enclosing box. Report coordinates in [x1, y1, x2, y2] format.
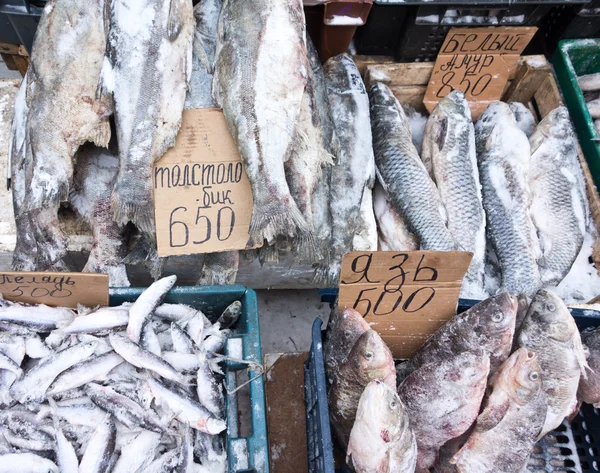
[112, 192, 155, 234]
[123, 236, 165, 280]
[294, 232, 318, 264]
[88, 121, 111, 149]
[249, 198, 309, 244]
[258, 243, 279, 266]
[312, 260, 338, 287]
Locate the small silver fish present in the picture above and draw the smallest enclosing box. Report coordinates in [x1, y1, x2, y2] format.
[78, 415, 116, 473]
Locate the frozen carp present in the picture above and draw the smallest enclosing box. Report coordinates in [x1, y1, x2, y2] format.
[396, 293, 517, 383]
[475, 102, 542, 295]
[508, 102, 536, 138]
[25, 0, 112, 269]
[579, 327, 600, 407]
[422, 90, 486, 284]
[329, 329, 396, 450]
[452, 348, 547, 473]
[529, 107, 588, 284]
[369, 82, 458, 252]
[71, 145, 130, 287]
[318, 53, 375, 283]
[398, 351, 490, 472]
[214, 0, 310, 244]
[517, 289, 588, 437]
[102, 0, 194, 232]
[323, 308, 370, 385]
[347, 380, 417, 473]
[374, 181, 419, 251]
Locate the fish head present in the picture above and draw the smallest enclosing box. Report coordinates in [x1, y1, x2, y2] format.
[472, 292, 518, 346]
[350, 330, 395, 382]
[324, 53, 364, 94]
[368, 82, 399, 109]
[328, 308, 370, 353]
[443, 351, 490, 391]
[357, 380, 406, 442]
[526, 289, 576, 343]
[535, 106, 572, 140]
[493, 348, 542, 405]
[440, 89, 472, 119]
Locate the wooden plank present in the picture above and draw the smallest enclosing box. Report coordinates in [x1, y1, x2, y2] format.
[389, 85, 428, 112]
[365, 62, 434, 87]
[533, 74, 563, 118]
[11, 56, 28, 77]
[265, 353, 309, 473]
[0, 43, 26, 56]
[0, 53, 17, 71]
[353, 55, 394, 77]
[503, 56, 553, 104]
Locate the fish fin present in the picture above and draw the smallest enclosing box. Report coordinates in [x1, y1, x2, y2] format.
[250, 197, 309, 244]
[473, 397, 510, 432]
[293, 233, 318, 264]
[258, 243, 279, 266]
[123, 236, 165, 280]
[88, 122, 111, 149]
[168, 0, 187, 41]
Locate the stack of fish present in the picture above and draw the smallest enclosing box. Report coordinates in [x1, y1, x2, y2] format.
[326, 289, 591, 473]
[0, 275, 239, 472]
[370, 79, 592, 299]
[578, 71, 600, 133]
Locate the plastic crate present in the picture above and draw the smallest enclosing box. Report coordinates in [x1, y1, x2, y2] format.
[307, 289, 600, 473]
[353, 1, 589, 62]
[553, 39, 600, 195]
[110, 284, 269, 473]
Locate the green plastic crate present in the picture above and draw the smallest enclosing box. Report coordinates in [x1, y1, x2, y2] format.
[110, 284, 269, 473]
[553, 38, 600, 193]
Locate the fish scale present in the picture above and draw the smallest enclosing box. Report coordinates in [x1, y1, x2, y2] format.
[369, 83, 458, 252]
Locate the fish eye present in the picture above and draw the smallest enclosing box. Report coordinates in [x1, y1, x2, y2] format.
[389, 399, 397, 410]
[344, 330, 351, 338]
[545, 303, 556, 312]
[364, 351, 373, 360]
[529, 372, 539, 381]
[491, 312, 503, 322]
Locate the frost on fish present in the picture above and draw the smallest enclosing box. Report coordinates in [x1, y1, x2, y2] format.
[528, 106, 589, 285]
[71, 145, 130, 287]
[369, 82, 458, 252]
[352, 186, 377, 252]
[213, 0, 310, 245]
[373, 181, 419, 251]
[104, 0, 194, 233]
[25, 0, 112, 266]
[315, 54, 375, 284]
[197, 251, 239, 285]
[475, 101, 542, 296]
[508, 101, 536, 138]
[422, 90, 486, 287]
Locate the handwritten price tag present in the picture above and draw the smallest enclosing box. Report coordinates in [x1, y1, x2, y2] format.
[424, 27, 537, 120]
[338, 251, 472, 359]
[0, 272, 109, 308]
[154, 109, 256, 257]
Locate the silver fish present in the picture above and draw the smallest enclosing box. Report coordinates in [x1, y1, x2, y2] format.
[579, 327, 600, 407]
[529, 106, 589, 284]
[0, 453, 58, 473]
[109, 333, 187, 385]
[25, 0, 112, 266]
[197, 251, 239, 286]
[422, 90, 485, 284]
[0, 303, 74, 332]
[126, 275, 176, 343]
[517, 289, 588, 437]
[369, 82, 458, 252]
[146, 378, 226, 435]
[317, 54, 376, 283]
[24, 334, 52, 359]
[475, 101, 542, 296]
[46, 352, 124, 396]
[78, 414, 116, 473]
[52, 414, 78, 473]
[10, 341, 97, 404]
[141, 322, 162, 356]
[0, 337, 25, 408]
[578, 72, 600, 91]
[40, 402, 106, 428]
[70, 145, 129, 287]
[102, 0, 194, 232]
[213, 0, 310, 244]
[0, 351, 22, 378]
[171, 323, 195, 354]
[196, 351, 224, 417]
[373, 181, 419, 251]
[59, 305, 129, 334]
[508, 101, 536, 138]
[111, 430, 161, 473]
[587, 97, 600, 119]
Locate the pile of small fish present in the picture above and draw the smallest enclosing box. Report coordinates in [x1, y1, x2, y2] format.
[0, 275, 240, 472]
[578, 71, 600, 133]
[325, 289, 592, 473]
[370, 80, 594, 300]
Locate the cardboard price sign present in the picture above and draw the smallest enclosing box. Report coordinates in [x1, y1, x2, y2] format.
[0, 272, 109, 308]
[338, 251, 472, 359]
[154, 109, 255, 257]
[424, 27, 537, 119]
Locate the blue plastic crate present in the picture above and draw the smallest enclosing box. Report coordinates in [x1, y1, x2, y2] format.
[110, 284, 269, 473]
[308, 289, 600, 473]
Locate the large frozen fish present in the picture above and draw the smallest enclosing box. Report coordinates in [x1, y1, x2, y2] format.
[398, 352, 490, 472]
[102, 0, 194, 232]
[475, 102, 542, 295]
[347, 380, 417, 473]
[329, 329, 396, 450]
[396, 293, 517, 383]
[213, 0, 310, 244]
[369, 82, 458, 252]
[451, 348, 547, 473]
[517, 289, 588, 437]
[579, 327, 600, 407]
[71, 145, 130, 287]
[529, 107, 588, 284]
[317, 54, 375, 283]
[508, 102, 536, 138]
[373, 181, 419, 251]
[25, 0, 112, 265]
[422, 90, 485, 284]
